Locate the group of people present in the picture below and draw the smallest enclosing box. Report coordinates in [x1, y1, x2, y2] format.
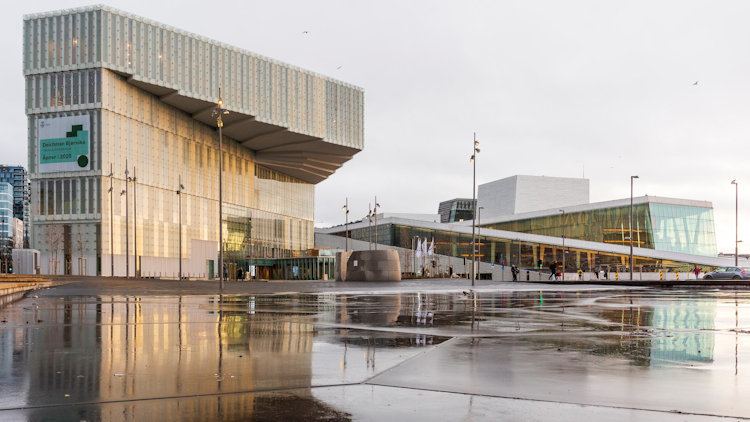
[509, 264, 704, 281]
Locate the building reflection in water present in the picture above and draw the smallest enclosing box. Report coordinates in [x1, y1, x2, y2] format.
[649, 299, 715, 365]
[7, 295, 350, 421]
[499, 292, 718, 367]
[3, 290, 727, 419]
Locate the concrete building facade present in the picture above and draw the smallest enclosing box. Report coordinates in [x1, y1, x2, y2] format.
[24, 6, 363, 276]
[477, 175, 589, 218]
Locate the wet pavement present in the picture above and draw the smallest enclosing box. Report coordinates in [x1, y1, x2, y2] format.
[1, 280, 749, 420]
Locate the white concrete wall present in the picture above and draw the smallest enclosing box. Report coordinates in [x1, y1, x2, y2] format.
[478, 175, 590, 218]
[477, 176, 517, 217]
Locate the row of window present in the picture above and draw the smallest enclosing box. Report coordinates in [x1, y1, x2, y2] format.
[37, 177, 99, 216]
[23, 11, 100, 70]
[26, 69, 101, 110]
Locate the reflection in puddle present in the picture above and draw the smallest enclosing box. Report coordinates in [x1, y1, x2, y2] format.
[1, 289, 749, 419]
[0, 293, 451, 419]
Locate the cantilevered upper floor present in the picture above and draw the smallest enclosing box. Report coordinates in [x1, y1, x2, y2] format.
[23, 5, 363, 183]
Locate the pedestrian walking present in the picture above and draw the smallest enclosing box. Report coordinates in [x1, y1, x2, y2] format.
[511, 265, 518, 281]
[548, 262, 556, 280]
[577, 268, 583, 280]
[693, 265, 700, 280]
[603, 267, 608, 280]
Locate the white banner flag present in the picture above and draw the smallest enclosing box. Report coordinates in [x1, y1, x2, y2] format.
[416, 238, 423, 258]
[428, 238, 435, 256]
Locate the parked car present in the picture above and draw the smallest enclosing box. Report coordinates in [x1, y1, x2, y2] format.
[703, 267, 750, 280]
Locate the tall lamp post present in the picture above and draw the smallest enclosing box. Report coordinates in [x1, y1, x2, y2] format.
[732, 179, 738, 266]
[130, 167, 137, 278]
[108, 164, 114, 277]
[121, 162, 129, 278]
[212, 91, 229, 289]
[470, 133, 480, 287]
[177, 175, 184, 280]
[630, 175, 639, 280]
[559, 209, 565, 280]
[373, 197, 381, 250]
[342, 198, 349, 252]
[247, 217, 253, 279]
[367, 204, 372, 250]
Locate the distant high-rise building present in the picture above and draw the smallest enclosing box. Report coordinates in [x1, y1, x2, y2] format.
[0, 183, 13, 271]
[0, 166, 29, 247]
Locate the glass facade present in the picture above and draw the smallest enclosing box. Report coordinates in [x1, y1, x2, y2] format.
[649, 204, 716, 256]
[0, 166, 30, 247]
[484, 202, 717, 257]
[334, 222, 711, 272]
[23, 7, 364, 149]
[0, 183, 13, 269]
[24, 6, 362, 276]
[0, 183, 12, 239]
[438, 198, 474, 223]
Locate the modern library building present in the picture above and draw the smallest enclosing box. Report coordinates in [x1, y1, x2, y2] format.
[24, 6, 363, 276]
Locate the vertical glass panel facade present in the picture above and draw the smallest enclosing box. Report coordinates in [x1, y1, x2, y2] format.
[486, 204, 653, 249]
[23, 7, 364, 149]
[484, 202, 717, 257]
[0, 184, 12, 240]
[649, 204, 717, 256]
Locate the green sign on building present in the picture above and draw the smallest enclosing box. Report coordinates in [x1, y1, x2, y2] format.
[38, 115, 90, 173]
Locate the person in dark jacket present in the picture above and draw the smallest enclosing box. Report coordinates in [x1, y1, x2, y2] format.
[548, 262, 556, 280]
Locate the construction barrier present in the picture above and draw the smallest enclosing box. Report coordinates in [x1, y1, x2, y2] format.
[676, 272, 679, 281]
[615, 272, 619, 280]
[659, 271, 663, 280]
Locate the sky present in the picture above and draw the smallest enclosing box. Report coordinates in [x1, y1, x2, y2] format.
[3, 0, 750, 254]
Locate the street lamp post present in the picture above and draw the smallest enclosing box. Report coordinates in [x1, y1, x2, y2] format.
[373, 197, 381, 250]
[121, 162, 129, 278]
[470, 133, 480, 287]
[342, 198, 349, 252]
[367, 204, 372, 250]
[177, 175, 184, 280]
[559, 209, 565, 281]
[630, 175, 639, 280]
[732, 179, 739, 266]
[131, 167, 137, 278]
[108, 164, 114, 277]
[212, 91, 229, 290]
[247, 217, 253, 279]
